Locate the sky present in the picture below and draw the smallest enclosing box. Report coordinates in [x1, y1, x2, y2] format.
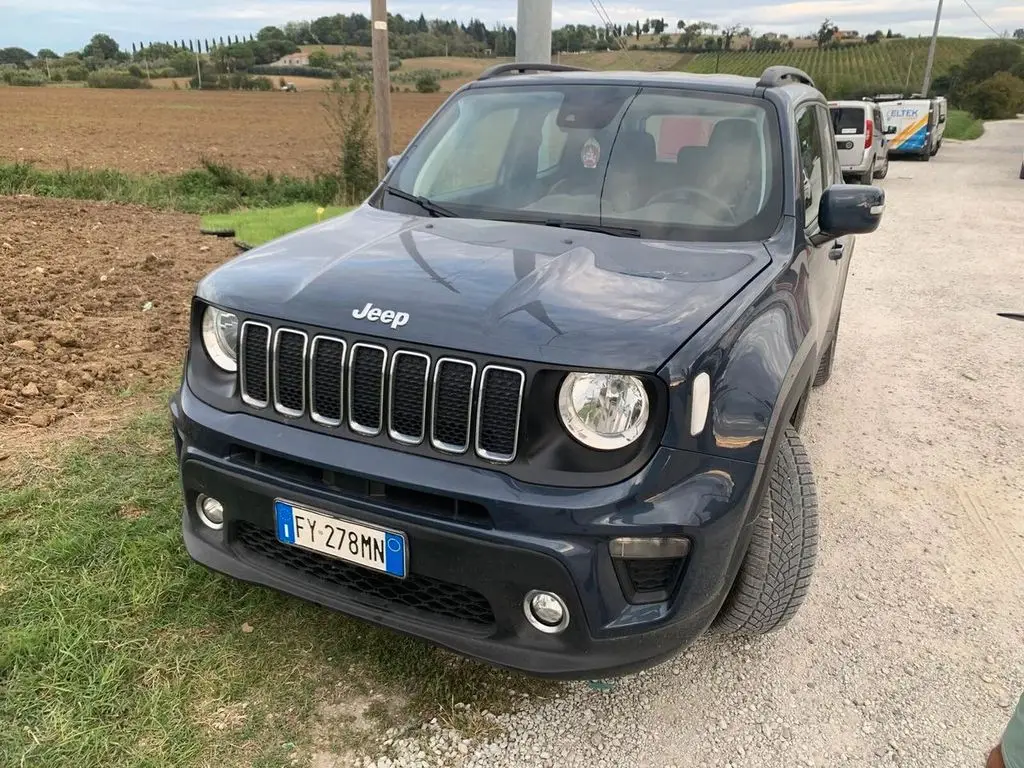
[1, 0, 1020, 53]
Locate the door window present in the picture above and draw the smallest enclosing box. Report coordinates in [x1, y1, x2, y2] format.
[797, 107, 824, 222]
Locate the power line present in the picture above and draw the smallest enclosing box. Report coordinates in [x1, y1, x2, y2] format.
[961, 0, 1001, 36]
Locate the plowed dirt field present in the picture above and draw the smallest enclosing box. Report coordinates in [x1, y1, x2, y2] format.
[0, 87, 445, 175]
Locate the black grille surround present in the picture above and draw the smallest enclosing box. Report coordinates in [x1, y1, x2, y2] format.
[238, 319, 527, 465]
[233, 522, 495, 629]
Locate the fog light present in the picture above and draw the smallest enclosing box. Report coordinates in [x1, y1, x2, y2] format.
[524, 590, 569, 634]
[196, 494, 224, 530]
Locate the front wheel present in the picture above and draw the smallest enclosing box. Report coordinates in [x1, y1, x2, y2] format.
[711, 428, 819, 635]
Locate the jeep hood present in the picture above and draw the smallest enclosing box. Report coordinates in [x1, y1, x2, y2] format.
[196, 206, 770, 371]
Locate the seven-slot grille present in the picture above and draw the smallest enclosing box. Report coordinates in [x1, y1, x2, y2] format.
[238, 321, 525, 463]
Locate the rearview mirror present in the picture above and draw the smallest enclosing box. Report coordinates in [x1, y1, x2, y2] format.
[885, 125, 897, 135]
[386, 155, 401, 171]
[819, 184, 885, 238]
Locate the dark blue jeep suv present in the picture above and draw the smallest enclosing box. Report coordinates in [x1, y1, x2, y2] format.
[170, 64, 885, 678]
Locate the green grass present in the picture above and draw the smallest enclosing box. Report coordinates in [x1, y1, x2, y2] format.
[684, 37, 985, 98]
[0, 161, 344, 214]
[0, 410, 557, 768]
[944, 109, 985, 140]
[201, 203, 351, 247]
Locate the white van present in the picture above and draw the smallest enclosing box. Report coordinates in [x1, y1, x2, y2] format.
[877, 97, 942, 160]
[828, 100, 889, 183]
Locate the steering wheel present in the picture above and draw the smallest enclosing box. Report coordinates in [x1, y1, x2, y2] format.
[646, 186, 738, 224]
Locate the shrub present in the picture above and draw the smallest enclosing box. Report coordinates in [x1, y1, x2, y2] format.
[250, 64, 335, 79]
[414, 71, 440, 93]
[323, 78, 378, 204]
[171, 79, 181, 90]
[49, 71, 64, 83]
[1, 69, 47, 86]
[189, 73, 273, 91]
[63, 66, 89, 82]
[128, 64, 144, 78]
[87, 70, 152, 89]
[963, 72, 1024, 120]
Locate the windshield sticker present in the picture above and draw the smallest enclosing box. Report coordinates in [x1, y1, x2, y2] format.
[581, 138, 601, 169]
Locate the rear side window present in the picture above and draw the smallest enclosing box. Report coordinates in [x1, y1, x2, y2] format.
[830, 107, 864, 135]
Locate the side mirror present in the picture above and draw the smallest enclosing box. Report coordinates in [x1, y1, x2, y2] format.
[885, 125, 897, 135]
[386, 155, 401, 172]
[819, 184, 885, 238]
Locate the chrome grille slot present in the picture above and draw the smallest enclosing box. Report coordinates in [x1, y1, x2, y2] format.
[475, 365, 525, 463]
[239, 321, 271, 408]
[273, 329, 308, 417]
[348, 343, 387, 436]
[388, 351, 430, 444]
[310, 336, 345, 426]
[431, 359, 476, 454]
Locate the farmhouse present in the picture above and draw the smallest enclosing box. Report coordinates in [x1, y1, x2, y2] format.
[271, 52, 310, 66]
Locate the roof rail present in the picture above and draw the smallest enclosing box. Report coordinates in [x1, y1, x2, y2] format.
[476, 62, 590, 81]
[756, 66, 815, 89]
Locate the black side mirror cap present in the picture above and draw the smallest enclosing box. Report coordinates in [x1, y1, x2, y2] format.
[885, 126, 898, 134]
[819, 184, 885, 238]
[386, 155, 401, 172]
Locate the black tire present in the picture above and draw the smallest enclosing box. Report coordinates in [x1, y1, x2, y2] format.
[920, 149, 931, 162]
[873, 155, 889, 180]
[712, 428, 819, 635]
[858, 169, 872, 185]
[1019, 162, 1023, 180]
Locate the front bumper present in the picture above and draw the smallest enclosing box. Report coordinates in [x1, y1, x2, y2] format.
[171, 384, 763, 679]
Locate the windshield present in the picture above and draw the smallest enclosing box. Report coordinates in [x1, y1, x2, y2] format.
[382, 84, 784, 241]
[830, 107, 865, 135]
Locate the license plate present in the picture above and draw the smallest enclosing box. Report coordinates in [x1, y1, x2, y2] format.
[274, 500, 407, 578]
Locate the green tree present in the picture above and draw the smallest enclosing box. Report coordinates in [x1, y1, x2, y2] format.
[816, 19, 838, 48]
[257, 26, 286, 40]
[964, 72, 1024, 119]
[0, 47, 34, 66]
[676, 19, 685, 30]
[658, 34, 671, 48]
[36, 48, 59, 59]
[962, 41, 1022, 84]
[83, 33, 120, 60]
[308, 48, 332, 68]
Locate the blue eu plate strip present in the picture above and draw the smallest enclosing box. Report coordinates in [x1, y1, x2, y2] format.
[385, 533, 406, 577]
[275, 501, 296, 544]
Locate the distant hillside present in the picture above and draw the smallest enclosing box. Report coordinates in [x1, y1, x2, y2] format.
[683, 37, 985, 96]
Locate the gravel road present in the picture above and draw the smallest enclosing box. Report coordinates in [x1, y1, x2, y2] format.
[375, 118, 1024, 768]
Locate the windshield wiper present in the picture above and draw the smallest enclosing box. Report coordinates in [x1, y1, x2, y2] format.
[384, 185, 457, 218]
[537, 219, 642, 238]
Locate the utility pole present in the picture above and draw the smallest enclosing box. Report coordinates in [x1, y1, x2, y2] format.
[371, 0, 393, 179]
[516, 0, 552, 63]
[920, 0, 944, 96]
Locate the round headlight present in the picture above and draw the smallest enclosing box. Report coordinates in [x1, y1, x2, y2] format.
[557, 372, 649, 451]
[201, 306, 239, 372]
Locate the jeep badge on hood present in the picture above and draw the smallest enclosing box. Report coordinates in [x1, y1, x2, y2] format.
[352, 302, 410, 330]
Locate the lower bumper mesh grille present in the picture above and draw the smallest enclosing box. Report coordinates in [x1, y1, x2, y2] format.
[234, 522, 495, 628]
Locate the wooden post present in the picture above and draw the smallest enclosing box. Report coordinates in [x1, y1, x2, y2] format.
[371, 0, 393, 180]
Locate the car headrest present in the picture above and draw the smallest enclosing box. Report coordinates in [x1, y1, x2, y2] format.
[709, 119, 760, 153]
[612, 130, 657, 167]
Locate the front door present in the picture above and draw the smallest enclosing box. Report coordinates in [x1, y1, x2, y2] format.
[796, 104, 847, 348]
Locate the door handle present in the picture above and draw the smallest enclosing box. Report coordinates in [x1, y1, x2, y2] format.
[828, 242, 845, 260]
